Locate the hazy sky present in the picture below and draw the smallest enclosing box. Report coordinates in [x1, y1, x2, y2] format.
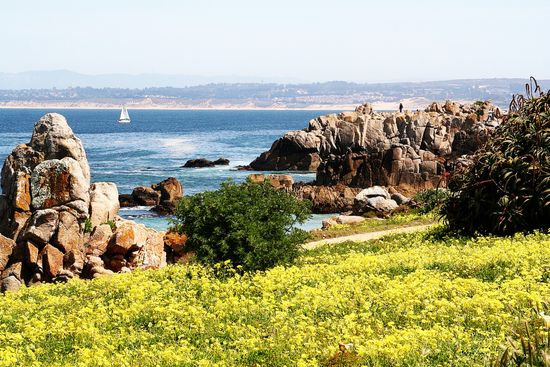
[1, 0, 549, 82]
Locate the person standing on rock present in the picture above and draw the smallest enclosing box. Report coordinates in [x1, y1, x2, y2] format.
[399, 103, 404, 113]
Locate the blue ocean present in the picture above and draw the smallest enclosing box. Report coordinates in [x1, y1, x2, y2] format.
[0, 108, 337, 230]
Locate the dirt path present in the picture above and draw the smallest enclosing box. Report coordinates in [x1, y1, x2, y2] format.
[303, 224, 434, 250]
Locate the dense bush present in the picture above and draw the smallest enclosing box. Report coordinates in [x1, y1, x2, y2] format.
[443, 84, 550, 235]
[413, 188, 450, 214]
[172, 179, 311, 271]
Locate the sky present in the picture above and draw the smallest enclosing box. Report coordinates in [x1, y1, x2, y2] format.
[0, 0, 549, 82]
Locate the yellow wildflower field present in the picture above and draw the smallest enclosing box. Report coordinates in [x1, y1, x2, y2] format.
[0, 228, 548, 366]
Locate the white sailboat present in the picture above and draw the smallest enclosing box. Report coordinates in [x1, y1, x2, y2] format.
[118, 106, 131, 123]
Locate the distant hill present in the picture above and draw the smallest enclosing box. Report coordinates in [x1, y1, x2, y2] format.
[0, 70, 299, 89]
[0, 76, 548, 109]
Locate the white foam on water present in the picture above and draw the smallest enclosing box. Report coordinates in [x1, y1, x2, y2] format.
[157, 137, 196, 155]
[119, 206, 154, 211]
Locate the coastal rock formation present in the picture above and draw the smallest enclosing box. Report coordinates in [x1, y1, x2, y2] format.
[292, 183, 362, 214]
[151, 177, 184, 214]
[0, 113, 174, 290]
[182, 157, 230, 168]
[250, 101, 503, 192]
[248, 174, 294, 191]
[119, 177, 183, 214]
[131, 186, 160, 206]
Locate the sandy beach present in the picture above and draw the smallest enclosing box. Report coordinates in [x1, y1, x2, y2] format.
[0, 97, 474, 112]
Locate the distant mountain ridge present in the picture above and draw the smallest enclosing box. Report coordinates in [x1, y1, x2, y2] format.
[0, 74, 548, 109]
[0, 70, 300, 89]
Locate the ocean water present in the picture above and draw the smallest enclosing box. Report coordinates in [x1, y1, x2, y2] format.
[0, 108, 338, 231]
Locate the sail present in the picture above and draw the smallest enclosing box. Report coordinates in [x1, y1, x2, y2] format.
[119, 106, 130, 121]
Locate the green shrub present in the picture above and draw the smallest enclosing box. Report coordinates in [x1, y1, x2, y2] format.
[84, 218, 93, 233]
[102, 219, 116, 231]
[414, 188, 450, 214]
[172, 179, 311, 271]
[443, 81, 550, 235]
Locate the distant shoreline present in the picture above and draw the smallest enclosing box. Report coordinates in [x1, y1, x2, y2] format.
[0, 104, 357, 111]
[0, 98, 459, 112]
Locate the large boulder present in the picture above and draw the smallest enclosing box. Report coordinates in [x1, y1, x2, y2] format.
[40, 244, 64, 278]
[1, 144, 44, 209]
[128, 228, 166, 269]
[0, 145, 44, 238]
[292, 183, 361, 213]
[354, 195, 398, 215]
[322, 215, 366, 229]
[213, 157, 230, 165]
[355, 186, 391, 200]
[0, 234, 15, 272]
[354, 186, 398, 215]
[29, 113, 90, 182]
[52, 210, 81, 253]
[152, 177, 183, 203]
[31, 157, 90, 214]
[250, 130, 322, 171]
[124, 177, 184, 215]
[89, 182, 119, 227]
[85, 224, 113, 256]
[131, 186, 160, 206]
[19, 209, 59, 246]
[107, 220, 148, 255]
[248, 174, 294, 191]
[1, 275, 21, 292]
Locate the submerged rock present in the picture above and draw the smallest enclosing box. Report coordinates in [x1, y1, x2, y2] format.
[182, 157, 230, 168]
[121, 177, 183, 214]
[131, 186, 160, 206]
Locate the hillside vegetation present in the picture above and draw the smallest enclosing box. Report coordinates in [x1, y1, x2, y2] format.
[444, 80, 550, 234]
[0, 228, 548, 366]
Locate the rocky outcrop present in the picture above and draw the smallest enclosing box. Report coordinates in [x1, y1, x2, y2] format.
[248, 174, 294, 191]
[0, 113, 177, 290]
[250, 131, 322, 171]
[151, 177, 184, 214]
[119, 177, 183, 214]
[182, 157, 230, 168]
[131, 186, 160, 206]
[250, 101, 503, 192]
[292, 183, 362, 214]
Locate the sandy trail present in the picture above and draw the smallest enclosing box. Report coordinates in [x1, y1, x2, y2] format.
[303, 224, 434, 250]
